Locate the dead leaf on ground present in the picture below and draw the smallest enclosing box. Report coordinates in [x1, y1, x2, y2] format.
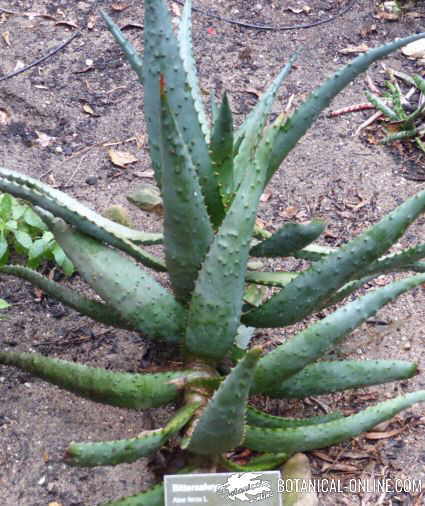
[373, 274, 392, 286]
[245, 88, 260, 98]
[108, 149, 138, 168]
[34, 130, 56, 148]
[2, 31, 10, 46]
[402, 39, 425, 61]
[321, 462, 359, 472]
[375, 10, 400, 21]
[82, 103, 99, 117]
[255, 218, 266, 229]
[260, 191, 272, 203]
[359, 23, 377, 38]
[112, 3, 130, 11]
[311, 450, 334, 463]
[135, 134, 145, 149]
[279, 206, 298, 219]
[375, 2, 401, 21]
[33, 286, 44, 301]
[406, 11, 425, 19]
[364, 427, 405, 440]
[134, 169, 155, 178]
[121, 23, 144, 30]
[25, 12, 56, 21]
[342, 451, 370, 460]
[0, 108, 11, 125]
[14, 60, 25, 72]
[339, 44, 370, 55]
[324, 229, 338, 239]
[87, 14, 96, 30]
[55, 20, 80, 30]
[286, 5, 312, 14]
[366, 132, 380, 145]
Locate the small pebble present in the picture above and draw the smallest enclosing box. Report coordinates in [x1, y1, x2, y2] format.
[47, 482, 56, 492]
[86, 176, 98, 185]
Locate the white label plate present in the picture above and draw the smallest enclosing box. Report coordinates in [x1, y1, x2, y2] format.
[164, 471, 282, 505]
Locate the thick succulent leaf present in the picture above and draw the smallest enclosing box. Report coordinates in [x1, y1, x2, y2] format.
[0, 265, 130, 328]
[178, 0, 210, 140]
[47, 217, 185, 342]
[185, 72, 292, 357]
[233, 57, 296, 168]
[0, 351, 189, 408]
[264, 32, 425, 183]
[233, 58, 295, 191]
[67, 429, 164, 467]
[66, 403, 199, 466]
[210, 88, 219, 126]
[252, 273, 425, 393]
[101, 484, 164, 506]
[49, 220, 184, 341]
[243, 189, 425, 328]
[102, 467, 195, 506]
[364, 243, 425, 277]
[0, 168, 162, 246]
[209, 92, 234, 205]
[250, 220, 325, 257]
[264, 360, 417, 399]
[244, 390, 425, 455]
[366, 91, 399, 120]
[0, 169, 165, 272]
[319, 276, 376, 310]
[245, 271, 298, 288]
[408, 261, 425, 273]
[101, 10, 143, 83]
[246, 406, 343, 429]
[159, 92, 214, 301]
[221, 453, 288, 472]
[143, 0, 224, 225]
[185, 155, 267, 358]
[293, 243, 334, 262]
[186, 348, 261, 455]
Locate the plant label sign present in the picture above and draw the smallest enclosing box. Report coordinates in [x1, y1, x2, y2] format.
[164, 471, 282, 505]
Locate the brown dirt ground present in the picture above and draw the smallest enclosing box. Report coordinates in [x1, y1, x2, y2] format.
[1, 0, 425, 505]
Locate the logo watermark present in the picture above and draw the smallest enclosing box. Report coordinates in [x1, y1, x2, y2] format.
[216, 472, 274, 503]
[278, 478, 424, 495]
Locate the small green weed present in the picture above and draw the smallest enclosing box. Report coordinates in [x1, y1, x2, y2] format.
[0, 193, 74, 275]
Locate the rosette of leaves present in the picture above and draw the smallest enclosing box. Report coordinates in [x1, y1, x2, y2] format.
[365, 71, 425, 152]
[0, 1, 425, 504]
[0, 192, 73, 274]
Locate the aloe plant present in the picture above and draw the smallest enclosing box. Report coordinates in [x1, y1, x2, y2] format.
[1, 1, 425, 504]
[366, 71, 425, 152]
